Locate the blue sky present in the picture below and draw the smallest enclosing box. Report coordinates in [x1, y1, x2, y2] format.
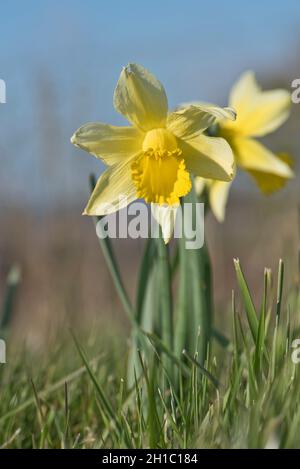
[0, 0, 299, 208]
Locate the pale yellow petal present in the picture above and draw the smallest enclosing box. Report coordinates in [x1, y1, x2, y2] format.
[228, 71, 259, 112]
[232, 90, 290, 137]
[224, 71, 291, 137]
[194, 177, 206, 196]
[181, 134, 235, 182]
[84, 155, 138, 215]
[246, 152, 294, 194]
[233, 137, 294, 179]
[167, 104, 236, 140]
[113, 63, 168, 132]
[151, 203, 178, 244]
[247, 170, 291, 194]
[71, 122, 143, 165]
[192, 102, 237, 122]
[209, 180, 232, 222]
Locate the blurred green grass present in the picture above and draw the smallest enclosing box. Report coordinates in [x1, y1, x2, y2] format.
[0, 256, 300, 449]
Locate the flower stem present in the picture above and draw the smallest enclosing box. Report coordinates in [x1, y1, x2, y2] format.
[157, 233, 174, 379]
[174, 234, 188, 358]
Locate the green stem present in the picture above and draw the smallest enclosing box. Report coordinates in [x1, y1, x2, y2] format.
[193, 243, 213, 364]
[174, 235, 188, 358]
[157, 234, 173, 378]
[188, 184, 213, 363]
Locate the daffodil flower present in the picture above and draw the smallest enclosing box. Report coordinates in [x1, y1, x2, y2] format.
[71, 63, 236, 241]
[194, 71, 293, 222]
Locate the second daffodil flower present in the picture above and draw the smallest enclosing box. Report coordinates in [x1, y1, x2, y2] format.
[71, 63, 236, 242]
[194, 71, 294, 222]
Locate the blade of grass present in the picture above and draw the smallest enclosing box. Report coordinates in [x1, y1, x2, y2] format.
[276, 259, 284, 321]
[137, 351, 162, 448]
[254, 269, 267, 376]
[182, 349, 219, 389]
[63, 381, 70, 448]
[0, 353, 105, 425]
[212, 328, 231, 349]
[142, 330, 191, 378]
[71, 331, 124, 439]
[232, 290, 240, 369]
[234, 258, 258, 343]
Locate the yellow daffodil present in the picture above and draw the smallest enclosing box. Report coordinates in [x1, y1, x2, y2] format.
[194, 71, 293, 222]
[71, 63, 236, 242]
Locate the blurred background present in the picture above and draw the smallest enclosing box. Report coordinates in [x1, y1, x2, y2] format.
[0, 0, 300, 346]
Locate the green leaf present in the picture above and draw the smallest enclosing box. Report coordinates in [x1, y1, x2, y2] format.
[177, 183, 213, 365]
[135, 238, 156, 324]
[127, 239, 157, 387]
